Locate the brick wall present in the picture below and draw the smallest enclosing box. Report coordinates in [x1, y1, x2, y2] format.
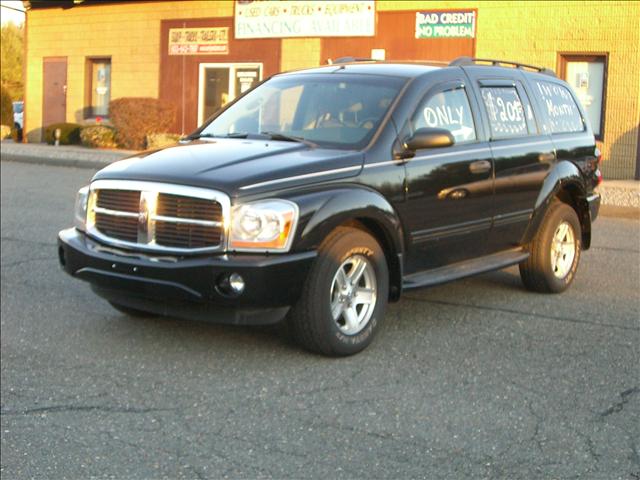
[25, 1, 233, 142]
[25, 1, 640, 178]
[377, 0, 640, 179]
[281, 39, 322, 72]
[475, 1, 640, 180]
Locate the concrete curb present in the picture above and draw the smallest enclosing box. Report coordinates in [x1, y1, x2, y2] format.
[1, 141, 134, 169]
[2, 153, 114, 169]
[596, 181, 640, 209]
[598, 205, 640, 220]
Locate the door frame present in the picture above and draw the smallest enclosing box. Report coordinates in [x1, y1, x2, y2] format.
[42, 56, 68, 128]
[197, 62, 263, 126]
[398, 73, 494, 271]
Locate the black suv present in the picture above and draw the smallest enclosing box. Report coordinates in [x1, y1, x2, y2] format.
[58, 57, 602, 356]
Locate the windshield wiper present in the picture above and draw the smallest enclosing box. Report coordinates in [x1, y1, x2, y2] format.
[185, 132, 249, 140]
[184, 132, 218, 140]
[225, 132, 250, 138]
[187, 131, 315, 147]
[260, 131, 317, 148]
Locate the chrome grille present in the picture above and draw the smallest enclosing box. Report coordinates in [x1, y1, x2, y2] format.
[155, 221, 223, 249]
[95, 211, 138, 242]
[157, 193, 223, 221]
[155, 193, 223, 249]
[87, 180, 229, 254]
[96, 189, 140, 213]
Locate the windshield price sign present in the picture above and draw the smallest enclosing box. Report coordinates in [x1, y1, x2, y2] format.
[168, 27, 229, 55]
[415, 11, 476, 38]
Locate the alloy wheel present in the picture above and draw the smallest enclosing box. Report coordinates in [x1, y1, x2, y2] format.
[550, 220, 576, 279]
[329, 254, 377, 335]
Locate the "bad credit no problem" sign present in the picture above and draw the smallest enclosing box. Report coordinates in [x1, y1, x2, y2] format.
[415, 11, 476, 39]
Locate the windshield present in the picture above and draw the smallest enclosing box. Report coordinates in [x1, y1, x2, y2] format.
[197, 73, 406, 149]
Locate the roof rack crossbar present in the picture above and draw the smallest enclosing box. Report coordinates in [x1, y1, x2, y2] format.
[449, 56, 556, 77]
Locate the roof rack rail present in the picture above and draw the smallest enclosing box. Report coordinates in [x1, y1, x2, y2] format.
[328, 56, 375, 65]
[449, 56, 556, 77]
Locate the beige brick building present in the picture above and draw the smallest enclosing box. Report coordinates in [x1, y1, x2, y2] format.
[23, 0, 640, 179]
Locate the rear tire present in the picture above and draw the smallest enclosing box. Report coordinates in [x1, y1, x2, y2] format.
[288, 226, 389, 356]
[520, 201, 581, 293]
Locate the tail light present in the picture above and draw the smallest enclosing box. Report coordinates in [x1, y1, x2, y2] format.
[594, 148, 603, 186]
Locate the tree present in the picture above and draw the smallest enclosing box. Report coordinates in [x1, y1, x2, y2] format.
[1, 21, 24, 101]
[1, 84, 13, 126]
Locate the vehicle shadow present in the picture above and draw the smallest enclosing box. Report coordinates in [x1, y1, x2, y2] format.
[104, 304, 303, 355]
[99, 268, 527, 357]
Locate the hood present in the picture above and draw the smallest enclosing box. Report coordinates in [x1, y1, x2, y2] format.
[93, 139, 363, 197]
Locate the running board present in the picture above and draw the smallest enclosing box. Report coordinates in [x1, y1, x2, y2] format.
[402, 248, 529, 290]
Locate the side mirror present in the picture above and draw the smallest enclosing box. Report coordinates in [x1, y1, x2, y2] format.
[404, 128, 454, 151]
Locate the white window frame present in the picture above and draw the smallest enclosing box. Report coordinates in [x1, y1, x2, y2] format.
[197, 62, 263, 126]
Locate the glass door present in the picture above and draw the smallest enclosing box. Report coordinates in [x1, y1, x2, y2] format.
[234, 67, 261, 95]
[203, 68, 229, 121]
[198, 63, 263, 126]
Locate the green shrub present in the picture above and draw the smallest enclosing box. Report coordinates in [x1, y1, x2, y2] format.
[80, 125, 117, 148]
[0, 85, 13, 127]
[146, 132, 181, 150]
[43, 122, 81, 145]
[109, 97, 177, 150]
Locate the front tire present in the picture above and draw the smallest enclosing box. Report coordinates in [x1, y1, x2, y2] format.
[520, 201, 582, 293]
[288, 226, 389, 356]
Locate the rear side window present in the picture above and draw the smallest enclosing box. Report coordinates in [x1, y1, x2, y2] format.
[480, 86, 529, 139]
[412, 86, 477, 143]
[535, 80, 585, 134]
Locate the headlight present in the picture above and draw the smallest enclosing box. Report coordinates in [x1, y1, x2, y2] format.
[74, 186, 90, 231]
[229, 200, 298, 252]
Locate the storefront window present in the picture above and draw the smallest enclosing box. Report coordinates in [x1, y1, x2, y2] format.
[560, 54, 607, 139]
[86, 58, 111, 118]
[197, 63, 263, 125]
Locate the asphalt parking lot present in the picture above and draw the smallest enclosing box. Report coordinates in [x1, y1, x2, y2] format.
[1, 160, 639, 479]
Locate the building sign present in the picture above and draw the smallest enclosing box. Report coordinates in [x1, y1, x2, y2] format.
[415, 11, 476, 38]
[236, 70, 258, 93]
[235, 0, 375, 39]
[168, 27, 229, 55]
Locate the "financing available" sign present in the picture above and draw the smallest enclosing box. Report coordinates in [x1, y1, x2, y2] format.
[235, 0, 375, 39]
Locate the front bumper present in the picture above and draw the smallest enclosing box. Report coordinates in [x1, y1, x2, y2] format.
[58, 228, 317, 325]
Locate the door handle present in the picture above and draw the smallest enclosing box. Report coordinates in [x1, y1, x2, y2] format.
[469, 160, 491, 174]
[539, 151, 555, 162]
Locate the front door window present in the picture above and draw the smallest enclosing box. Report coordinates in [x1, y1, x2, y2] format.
[412, 85, 477, 143]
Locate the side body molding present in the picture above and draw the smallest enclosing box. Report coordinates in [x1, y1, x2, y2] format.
[287, 187, 405, 300]
[522, 160, 591, 248]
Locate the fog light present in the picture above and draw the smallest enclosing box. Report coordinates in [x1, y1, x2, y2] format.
[228, 273, 245, 294]
[217, 272, 245, 297]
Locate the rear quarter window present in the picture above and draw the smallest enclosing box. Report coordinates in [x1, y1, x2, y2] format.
[480, 86, 529, 139]
[535, 80, 585, 134]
